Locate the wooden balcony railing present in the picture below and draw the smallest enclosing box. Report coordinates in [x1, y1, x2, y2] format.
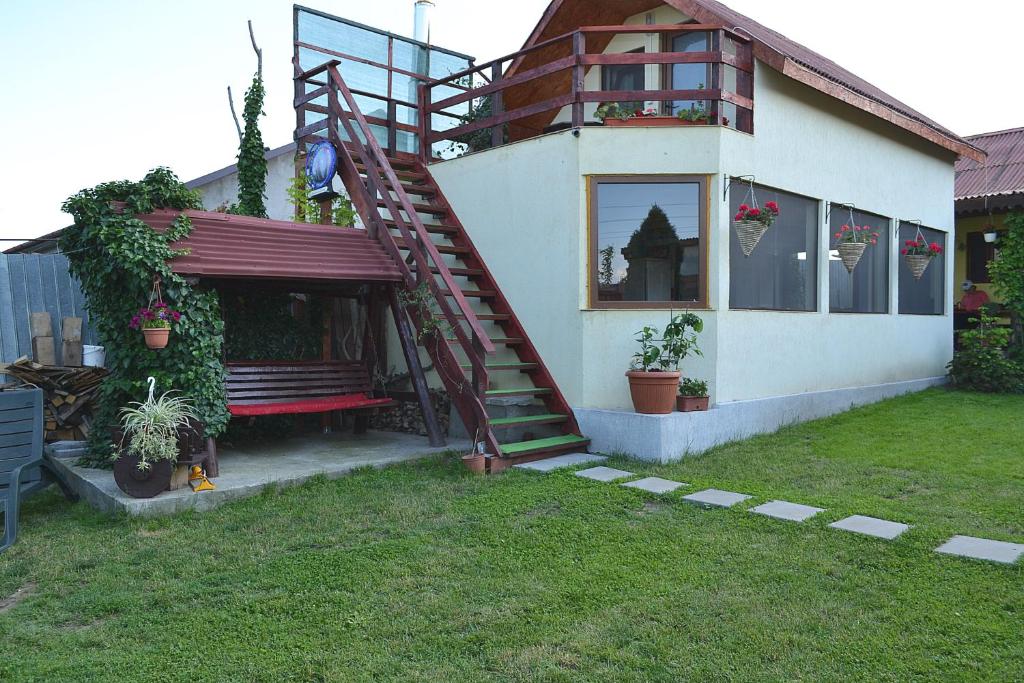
[420, 24, 754, 161]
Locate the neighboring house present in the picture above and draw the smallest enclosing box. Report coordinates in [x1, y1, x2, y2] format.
[286, 0, 984, 460]
[953, 127, 1024, 303]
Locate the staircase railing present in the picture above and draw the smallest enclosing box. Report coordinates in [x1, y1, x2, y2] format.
[295, 59, 499, 454]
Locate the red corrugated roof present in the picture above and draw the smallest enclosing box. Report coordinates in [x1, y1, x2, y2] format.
[140, 209, 403, 283]
[955, 127, 1024, 200]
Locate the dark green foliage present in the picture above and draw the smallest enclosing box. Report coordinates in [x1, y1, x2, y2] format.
[988, 212, 1024, 349]
[286, 171, 357, 227]
[948, 313, 1024, 393]
[60, 169, 230, 467]
[222, 291, 323, 362]
[232, 73, 268, 218]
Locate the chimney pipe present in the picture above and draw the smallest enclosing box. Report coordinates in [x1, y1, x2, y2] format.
[414, 0, 434, 44]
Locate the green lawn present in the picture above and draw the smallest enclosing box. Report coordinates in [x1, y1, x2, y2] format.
[1, 389, 1022, 682]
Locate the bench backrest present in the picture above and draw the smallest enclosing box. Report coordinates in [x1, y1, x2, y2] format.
[225, 361, 376, 406]
[0, 388, 44, 494]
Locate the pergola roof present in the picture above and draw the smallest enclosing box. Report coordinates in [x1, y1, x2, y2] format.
[140, 209, 403, 283]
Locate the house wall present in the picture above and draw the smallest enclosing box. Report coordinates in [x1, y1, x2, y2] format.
[191, 152, 297, 221]
[954, 213, 1006, 301]
[429, 50, 957, 410]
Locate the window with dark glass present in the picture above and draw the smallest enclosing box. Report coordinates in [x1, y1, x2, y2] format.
[667, 31, 711, 116]
[829, 207, 889, 314]
[729, 183, 818, 311]
[601, 48, 645, 113]
[591, 177, 706, 308]
[898, 223, 946, 315]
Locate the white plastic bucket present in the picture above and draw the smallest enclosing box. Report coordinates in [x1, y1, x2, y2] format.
[83, 345, 105, 368]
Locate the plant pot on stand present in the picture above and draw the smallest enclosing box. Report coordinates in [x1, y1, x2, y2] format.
[676, 395, 709, 412]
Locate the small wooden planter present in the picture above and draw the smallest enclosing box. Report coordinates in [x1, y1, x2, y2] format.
[603, 117, 709, 127]
[836, 242, 867, 274]
[676, 395, 709, 412]
[734, 219, 769, 257]
[905, 254, 932, 280]
[626, 370, 681, 414]
[462, 452, 486, 474]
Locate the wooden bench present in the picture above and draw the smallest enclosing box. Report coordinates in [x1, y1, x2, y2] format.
[225, 361, 396, 432]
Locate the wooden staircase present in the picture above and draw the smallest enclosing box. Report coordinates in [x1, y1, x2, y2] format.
[299, 61, 588, 470]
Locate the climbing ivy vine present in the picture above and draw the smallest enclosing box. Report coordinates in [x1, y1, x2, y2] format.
[287, 171, 357, 226]
[60, 168, 230, 467]
[232, 73, 268, 218]
[989, 212, 1024, 352]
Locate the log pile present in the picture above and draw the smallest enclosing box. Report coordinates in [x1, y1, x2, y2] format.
[1, 357, 107, 442]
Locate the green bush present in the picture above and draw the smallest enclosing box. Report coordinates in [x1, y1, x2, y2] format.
[947, 313, 1024, 393]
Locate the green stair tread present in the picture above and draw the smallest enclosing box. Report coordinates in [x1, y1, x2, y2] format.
[459, 363, 538, 370]
[485, 388, 552, 396]
[490, 413, 569, 427]
[501, 434, 589, 456]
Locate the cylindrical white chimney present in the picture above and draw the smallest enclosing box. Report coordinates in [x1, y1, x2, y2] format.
[414, 0, 434, 44]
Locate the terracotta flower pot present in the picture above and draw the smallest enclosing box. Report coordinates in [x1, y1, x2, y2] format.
[676, 395, 710, 412]
[626, 370, 681, 414]
[603, 116, 707, 127]
[143, 327, 171, 349]
[462, 452, 486, 474]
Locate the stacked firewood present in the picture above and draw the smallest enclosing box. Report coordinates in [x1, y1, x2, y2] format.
[1, 357, 107, 442]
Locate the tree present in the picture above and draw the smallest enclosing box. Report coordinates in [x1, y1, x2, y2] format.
[598, 244, 615, 287]
[227, 21, 267, 218]
[989, 212, 1024, 351]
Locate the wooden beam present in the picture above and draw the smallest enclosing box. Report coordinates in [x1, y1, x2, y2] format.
[388, 285, 445, 447]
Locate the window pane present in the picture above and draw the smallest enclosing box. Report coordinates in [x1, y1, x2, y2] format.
[595, 181, 703, 304]
[670, 33, 711, 115]
[729, 184, 818, 311]
[829, 207, 889, 313]
[899, 223, 946, 315]
[601, 50, 645, 113]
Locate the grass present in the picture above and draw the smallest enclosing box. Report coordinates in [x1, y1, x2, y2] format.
[1, 388, 1022, 681]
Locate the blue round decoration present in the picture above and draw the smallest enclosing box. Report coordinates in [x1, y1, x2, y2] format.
[305, 141, 338, 190]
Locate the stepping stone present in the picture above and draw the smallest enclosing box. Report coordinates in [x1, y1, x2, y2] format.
[575, 466, 634, 482]
[514, 452, 606, 472]
[682, 488, 751, 508]
[750, 500, 824, 523]
[935, 535, 1024, 565]
[621, 477, 685, 494]
[829, 515, 910, 540]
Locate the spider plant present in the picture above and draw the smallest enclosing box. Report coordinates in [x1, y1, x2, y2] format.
[118, 392, 197, 471]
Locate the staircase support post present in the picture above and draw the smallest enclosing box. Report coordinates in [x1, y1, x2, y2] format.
[388, 285, 446, 447]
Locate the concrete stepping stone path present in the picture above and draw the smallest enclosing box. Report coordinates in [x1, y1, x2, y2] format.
[682, 488, 751, 508]
[575, 466, 634, 482]
[935, 535, 1024, 565]
[621, 477, 686, 494]
[829, 515, 910, 540]
[514, 453, 606, 472]
[750, 500, 824, 523]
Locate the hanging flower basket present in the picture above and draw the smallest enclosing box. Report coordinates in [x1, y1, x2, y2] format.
[733, 199, 780, 257]
[832, 217, 880, 274]
[901, 233, 943, 280]
[130, 276, 182, 350]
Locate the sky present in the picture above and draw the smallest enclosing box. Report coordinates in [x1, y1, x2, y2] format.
[1, 0, 1022, 247]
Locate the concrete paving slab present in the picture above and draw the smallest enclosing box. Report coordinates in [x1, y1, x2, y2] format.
[621, 477, 685, 494]
[935, 535, 1024, 564]
[829, 515, 910, 540]
[575, 466, 634, 482]
[682, 488, 752, 508]
[750, 500, 824, 522]
[514, 453, 606, 472]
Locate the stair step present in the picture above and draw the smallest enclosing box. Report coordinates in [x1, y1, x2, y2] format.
[422, 265, 483, 277]
[454, 313, 511, 321]
[486, 387, 552, 397]
[355, 164, 425, 182]
[377, 199, 448, 215]
[448, 336, 523, 345]
[394, 239, 469, 256]
[500, 434, 590, 457]
[396, 183, 435, 196]
[441, 289, 496, 299]
[383, 220, 457, 235]
[460, 363, 539, 371]
[490, 413, 569, 429]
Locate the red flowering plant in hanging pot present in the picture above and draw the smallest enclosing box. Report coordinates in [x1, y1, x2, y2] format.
[733, 200, 780, 257]
[833, 223, 880, 274]
[130, 303, 182, 350]
[901, 238, 943, 280]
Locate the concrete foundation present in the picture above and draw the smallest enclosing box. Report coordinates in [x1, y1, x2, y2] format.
[574, 377, 946, 462]
[47, 431, 469, 517]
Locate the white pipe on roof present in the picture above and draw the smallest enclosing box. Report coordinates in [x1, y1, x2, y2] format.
[414, 0, 434, 44]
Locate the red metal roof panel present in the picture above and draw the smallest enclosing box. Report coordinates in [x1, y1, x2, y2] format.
[139, 209, 403, 283]
[955, 127, 1024, 199]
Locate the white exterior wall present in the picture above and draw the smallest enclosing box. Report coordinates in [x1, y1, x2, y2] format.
[192, 152, 296, 221]
[430, 57, 956, 410]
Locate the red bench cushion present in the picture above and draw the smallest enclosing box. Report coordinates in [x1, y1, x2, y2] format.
[228, 393, 395, 417]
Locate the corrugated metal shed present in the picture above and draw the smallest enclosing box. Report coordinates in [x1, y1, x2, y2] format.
[140, 210, 403, 283]
[955, 127, 1024, 200]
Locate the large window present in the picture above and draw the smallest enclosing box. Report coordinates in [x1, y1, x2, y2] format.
[667, 31, 711, 117]
[590, 177, 707, 308]
[601, 48, 645, 113]
[829, 206, 889, 314]
[729, 183, 818, 311]
[899, 223, 946, 315]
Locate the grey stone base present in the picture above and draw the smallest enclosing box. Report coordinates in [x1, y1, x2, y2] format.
[574, 376, 946, 462]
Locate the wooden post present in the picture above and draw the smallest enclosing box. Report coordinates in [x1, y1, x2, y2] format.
[490, 62, 503, 149]
[387, 285, 445, 447]
[418, 80, 431, 164]
[387, 99, 398, 155]
[571, 31, 585, 129]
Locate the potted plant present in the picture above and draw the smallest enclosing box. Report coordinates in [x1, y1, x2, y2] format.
[626, 312, 703, 414]
[677, 378, 709, 412]
[462, 443, 487, 474]
[901, 237, 943, 280]
[833, 223, 880, 273]
[733, 200, 780, 257]
[130, 302, 182, 349]
[113, 388, 198, 499]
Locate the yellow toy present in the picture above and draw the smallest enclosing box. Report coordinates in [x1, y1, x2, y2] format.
[189, 466, 216, 492]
